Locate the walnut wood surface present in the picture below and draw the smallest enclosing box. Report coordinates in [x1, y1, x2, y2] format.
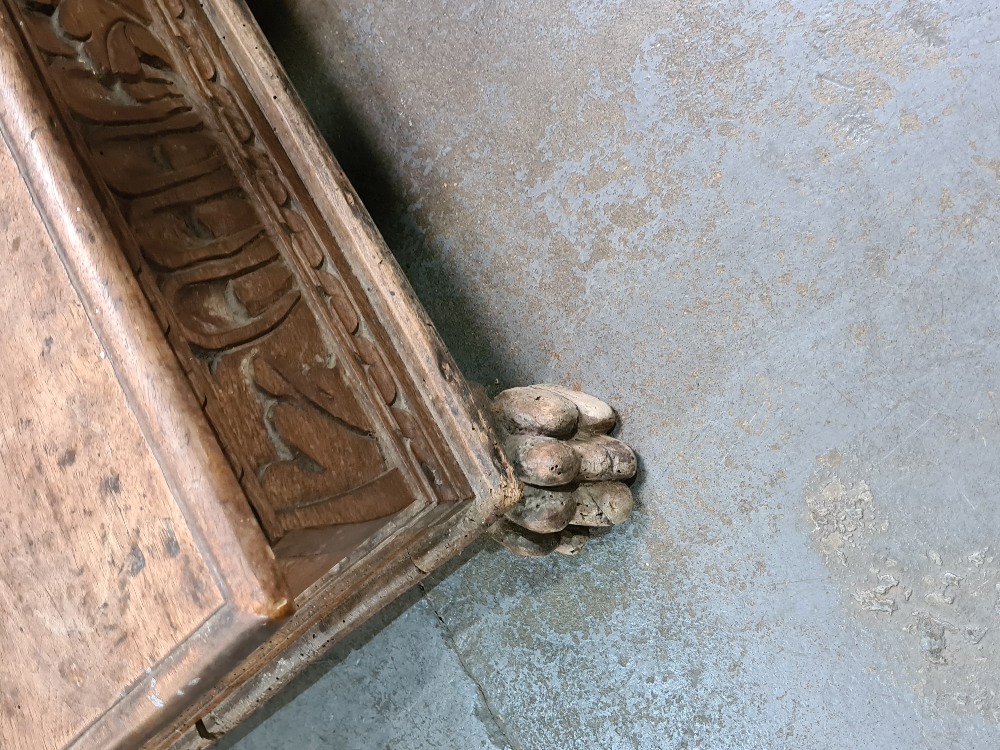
[159, 506, 486, 750]
[5, 0, 476, 543]
[0, 131, 221, 750]
[140, 4, 526, 743]
[0, 83, 293, 750]
[203, 0, 520, 522]
[0, 5, 295, 748]
[0, 0, 522, 747]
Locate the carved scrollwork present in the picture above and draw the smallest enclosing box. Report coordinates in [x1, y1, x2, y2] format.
[10, 0, 470, 539]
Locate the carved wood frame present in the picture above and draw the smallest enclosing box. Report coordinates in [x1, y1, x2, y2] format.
[0, 0, 520, 747]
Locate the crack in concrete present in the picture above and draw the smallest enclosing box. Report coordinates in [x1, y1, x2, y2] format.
[419, 583, 522, 750]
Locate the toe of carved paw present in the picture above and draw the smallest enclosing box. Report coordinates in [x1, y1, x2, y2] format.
[488, 385, 637, 557]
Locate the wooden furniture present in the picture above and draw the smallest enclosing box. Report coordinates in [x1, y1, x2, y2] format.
[0, 1, 637, 747]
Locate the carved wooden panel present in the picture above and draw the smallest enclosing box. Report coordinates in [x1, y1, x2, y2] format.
[8, 0, 472, 541]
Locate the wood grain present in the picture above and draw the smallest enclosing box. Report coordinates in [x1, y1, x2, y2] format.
[0, 127, 223, 750]
[0, 8, 293, 747]
[204, 0, 522, 523]
[5, 0, 476, 543]
[0, 0, 523, 745]
[148, 503, 480, 750]
[0, 0, 290, 621]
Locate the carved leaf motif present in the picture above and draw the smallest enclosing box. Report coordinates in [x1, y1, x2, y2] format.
[232, 263, 296, 318]
[12, 0, 466, 537]
[251, 358, 295, 399]
[118, 22, 172, 71]
[162, 242, 301, 351]
[21, 13, 76, 57]
[106, 23, 142, 77]
[60, 1, 147, 36]
[55, 64, 190, 123]
[248, 357, 410, 526]
[124, 79, 181, 102]
[99, 148, 225, 197]
[59, 0, 175, 81]
[251, 357, 373, 434]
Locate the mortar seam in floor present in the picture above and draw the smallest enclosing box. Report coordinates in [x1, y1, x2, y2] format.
[419, 583, 523, 750]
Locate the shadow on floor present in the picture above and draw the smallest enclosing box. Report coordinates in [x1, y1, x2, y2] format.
[245, 0, 515, 388]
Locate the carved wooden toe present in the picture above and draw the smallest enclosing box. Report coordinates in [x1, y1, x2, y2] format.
[486, 385, 637, 557]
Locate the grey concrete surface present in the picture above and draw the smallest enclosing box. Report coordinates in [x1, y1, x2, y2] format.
[230, 1, 1000, 747]
[219, 584, 513, 749]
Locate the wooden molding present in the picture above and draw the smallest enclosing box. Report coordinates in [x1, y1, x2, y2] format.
[5, 0, 486, 543]
[0, 0, 519, 747]
[0, 0, 569, 746]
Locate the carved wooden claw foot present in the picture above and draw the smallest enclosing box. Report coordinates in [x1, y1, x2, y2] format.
[486, 385, 637, 557]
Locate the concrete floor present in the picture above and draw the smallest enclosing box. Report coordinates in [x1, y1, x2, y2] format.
[228, 1, 1000, 748]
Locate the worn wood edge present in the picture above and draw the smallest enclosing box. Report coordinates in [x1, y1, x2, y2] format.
[151, 0, 452, 531]
[201, 0, 522, 521]
[69, 605, 277, 750]
[287, 500, 427, 601]
[150, 505, 488, 750]
[143, 499, 464, 749]
[0, 11, 291, 619]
